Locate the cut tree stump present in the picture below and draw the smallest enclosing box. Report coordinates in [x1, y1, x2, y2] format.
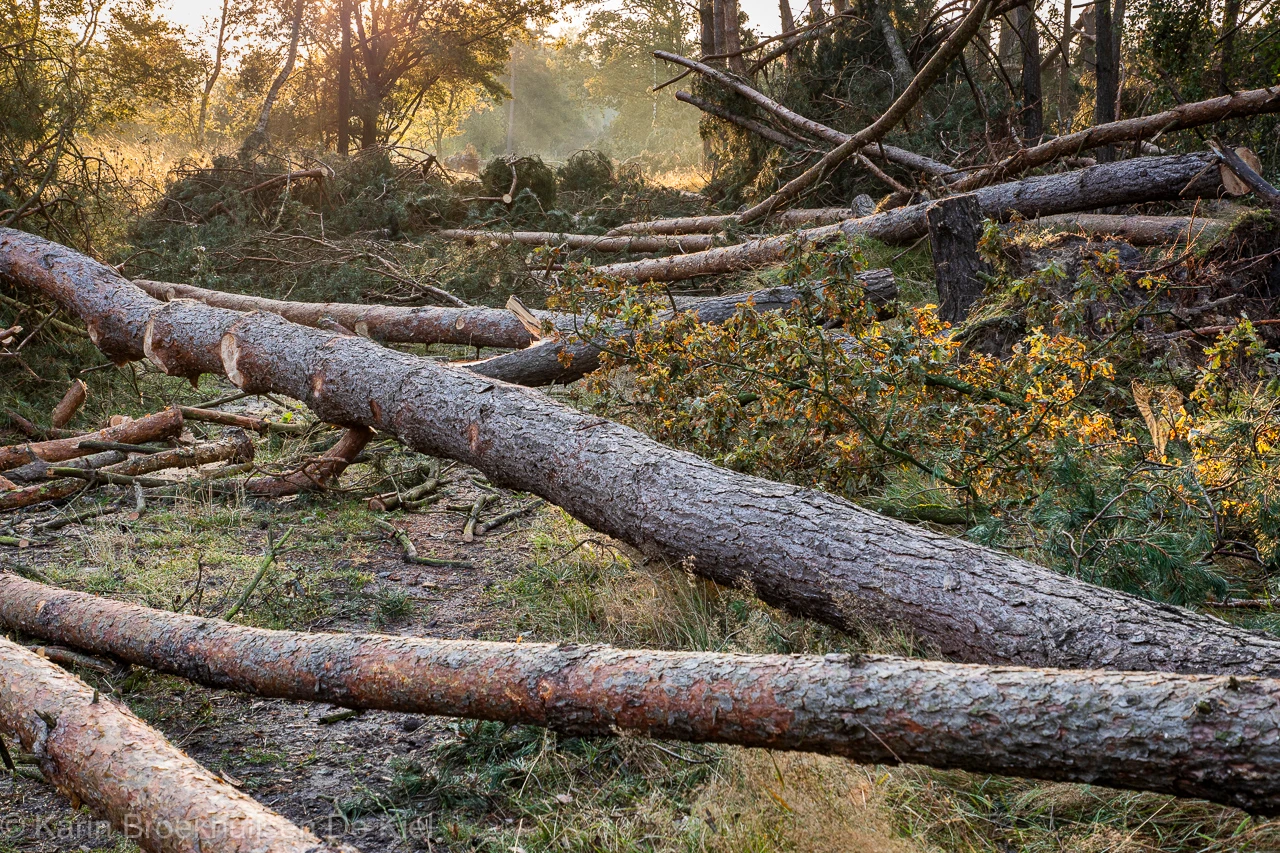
[6, 574, 1280, 815]
[9, 226, 1280, 678]
[927, 194, 992, 323]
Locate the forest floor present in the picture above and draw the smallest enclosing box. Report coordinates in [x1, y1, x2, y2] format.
[2, 383, 1277, 853]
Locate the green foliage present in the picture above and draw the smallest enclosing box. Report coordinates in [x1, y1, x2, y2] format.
[480, 154, 558, 218]
[557, 150, 614, 193]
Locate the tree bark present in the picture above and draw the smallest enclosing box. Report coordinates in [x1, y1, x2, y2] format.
[607, 207, 858, 235]
[0, 409, 184, 473]
[134, 279, 547, 351]
[778, 0, 795, 36]
[593, 152, 1229, 282]
[337, 0, 353, 155]
[240, 0, 304, 157]
[1015, 4, 1043, 140]
[437, 229, 723, 253]
[737, 0, 995, 224]
[9, 226, 1280, 680]
[1218, 0, 1241, 95]
[952, 86, 1280, 190]
[49, 378, 87, 429]
[874, 0, 915, 91]
[467, 277, 897, 387]
[700, 0, 716, 57]
[0, 635, 358, 853]
[1059, 0, 1073, 130]
[7, 576, 1280, 815]
[655, 51, 959, 181]
[1015, 213, 1230, 244]
[927, 195, 992, 323]
[1093, 0, 1117, 159]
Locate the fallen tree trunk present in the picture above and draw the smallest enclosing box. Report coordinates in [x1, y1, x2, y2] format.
[5, 576, 1280, 815]
[135, 279, 547, 350]
[1012, 213, 1231, 244]
[437, 228, 724, 254]
[593, 152, 1230, 282]
[8, 226, 1280, 678]
[953, 87, 1280, 191]
[0, 635, 357, 853]
[607, 207, 857, 236]
[0, 408, 184, 474]
[467, 275, 897, 387]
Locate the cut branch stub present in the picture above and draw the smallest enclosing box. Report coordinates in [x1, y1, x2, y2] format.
[927, 194, 992, 323]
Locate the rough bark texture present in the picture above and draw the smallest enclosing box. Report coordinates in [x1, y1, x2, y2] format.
[135, 280, 545, 351]
[437, 228, 722, 253]
[953, 86, 1280, 190]
[0, 409, 184, 473]
[607, 207, 857, 236]
[9, 226, 1280, 679]
[594, 153, 1228, 282]
[1019, 213, 1230, 244]
[6, 576, 1280, 814]
[0, 636, 357, 853]
[1016, 3, 1043, 140]
[467, 276, 897, 387]
[874, 0, 915, 89]
[928, 195, 993, 323]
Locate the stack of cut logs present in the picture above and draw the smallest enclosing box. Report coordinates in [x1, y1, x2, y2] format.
[3, 20, 1280, 852]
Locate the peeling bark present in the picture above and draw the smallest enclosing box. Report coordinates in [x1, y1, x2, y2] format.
[135, 280, 546, 350]
[8, 226, 1280, 678]
[0, 636, 358, 853]
[5, 576, 1280, 814]
[0, 409, 184, 474]
[594, 153, 1229, 282]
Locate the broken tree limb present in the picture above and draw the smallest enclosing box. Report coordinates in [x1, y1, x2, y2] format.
[654, 50, 957, 181]
[49, 379, 87, 429]
[246, 426, 371, 496]
[675, 90, 809, 149]
[134, 279, 548, 350]
[437, 229, 724, 254]
[5, 576, 1280, 815]
[11, 227, 1280, 677]
[0, 635, 358, 853]
[607, 207, 859, 236]
[953, 87, 1280, 191]
[0, 409, 184, 474]
[466, 276, 896, 387]
[737, 0, 994, 224]
[177, 405, 307, 435]
[593, 152, 1231, 282]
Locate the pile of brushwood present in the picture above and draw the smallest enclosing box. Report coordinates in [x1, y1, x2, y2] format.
[8, 9, 1280, 852]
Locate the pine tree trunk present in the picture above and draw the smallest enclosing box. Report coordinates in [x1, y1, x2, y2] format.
[8, 224, 1280, 682]
[927, 194, 992, 323]
[6, 575, 1280, 815]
